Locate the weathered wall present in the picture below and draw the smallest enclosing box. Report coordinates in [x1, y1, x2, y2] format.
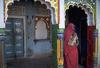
[7, 1, 52, 58]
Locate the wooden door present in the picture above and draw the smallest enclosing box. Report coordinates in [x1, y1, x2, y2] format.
[87, 26, 95, 68]
[5, 17, 25, 60]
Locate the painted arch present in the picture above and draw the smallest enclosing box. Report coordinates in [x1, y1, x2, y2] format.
[4, 0, 56, 24]
[64, 1, 95, 26]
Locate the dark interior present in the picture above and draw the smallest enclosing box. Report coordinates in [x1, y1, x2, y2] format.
[65, 5, 87, 67]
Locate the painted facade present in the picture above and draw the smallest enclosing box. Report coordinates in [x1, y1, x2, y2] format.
[0, 0, 100, 68]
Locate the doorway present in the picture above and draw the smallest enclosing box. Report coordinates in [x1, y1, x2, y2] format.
[65, 5, 87, 67]
[5, 0, 54, 68]
[5, 0, 53, 58]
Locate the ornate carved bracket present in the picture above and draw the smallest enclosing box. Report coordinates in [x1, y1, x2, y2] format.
[64, 1, 95, 26]
[4, 0, 13, 22]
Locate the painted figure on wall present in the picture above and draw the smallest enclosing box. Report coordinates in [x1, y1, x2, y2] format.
[64, 23, 79, 68]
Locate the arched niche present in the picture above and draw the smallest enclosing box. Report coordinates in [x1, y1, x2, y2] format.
[35, 16, 50, 40]
[65, 1, 95, 26]
[64, 2, 96, 67]
[4, 0, 55, 58]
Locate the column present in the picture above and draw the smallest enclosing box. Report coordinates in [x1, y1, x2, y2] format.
[0, 0, 5, 68]
[57, 29, 64, 68]
[0, 0, 5, 28]
[59, 0, 65, 28]
[96, 0, 100, 67]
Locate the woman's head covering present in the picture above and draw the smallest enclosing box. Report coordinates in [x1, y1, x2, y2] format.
[64, 23, 75, 43]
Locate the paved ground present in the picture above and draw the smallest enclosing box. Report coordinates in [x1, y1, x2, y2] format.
[57, 64, 84, 68]
[7, 57, 53, 68]
[79, 65, 84, 68]
[7, 57, 85, 68]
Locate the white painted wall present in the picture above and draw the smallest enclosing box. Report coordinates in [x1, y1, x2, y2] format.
[0, 0, 5, 28]
[96, 0, 100, 68]
[59, 0, 65, 28]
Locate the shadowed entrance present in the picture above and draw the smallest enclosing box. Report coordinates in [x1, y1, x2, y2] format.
[65, 5, 87, 68]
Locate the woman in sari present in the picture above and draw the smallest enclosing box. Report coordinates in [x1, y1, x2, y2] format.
[64, 23, 78, 68]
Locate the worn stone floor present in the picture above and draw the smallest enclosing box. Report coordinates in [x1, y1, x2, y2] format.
[57, 64, 84, 68]
[7, 57, 53, 68]
[7, 57, 85, 68]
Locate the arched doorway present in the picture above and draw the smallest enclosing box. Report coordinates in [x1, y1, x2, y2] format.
[65, 5, 95, 68]
[4, 0, 56, 68]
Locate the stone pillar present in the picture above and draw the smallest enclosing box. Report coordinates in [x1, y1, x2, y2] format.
[0, 0, 5, 68]
[0, 29, 5, 68]
[96, 0, 100, 68]
[57, 29, 64, 68]
[0, 0, 5, 28]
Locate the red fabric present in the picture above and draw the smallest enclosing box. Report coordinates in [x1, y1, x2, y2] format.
[64, 23, 78, 68]
[87, 26, 95, 68]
